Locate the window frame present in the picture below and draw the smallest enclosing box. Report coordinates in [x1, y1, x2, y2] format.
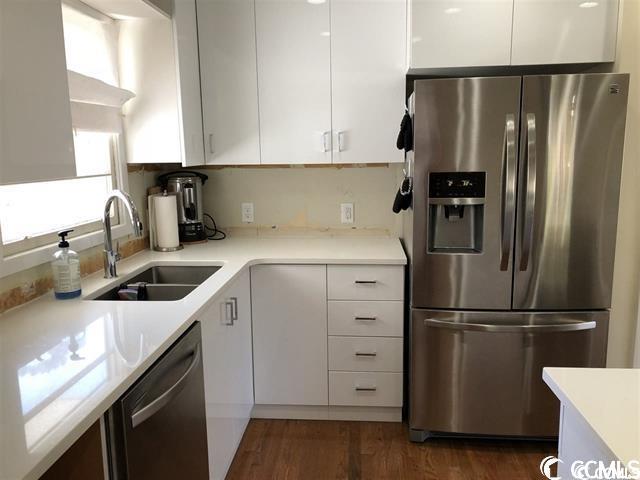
[0, 136, 132, 279]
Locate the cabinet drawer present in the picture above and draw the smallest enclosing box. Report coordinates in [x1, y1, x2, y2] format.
[329, 336, 402, 372]
[327, 265, 404, 300]
[329, 371, 402, 407]
[328, 301, 403, 337]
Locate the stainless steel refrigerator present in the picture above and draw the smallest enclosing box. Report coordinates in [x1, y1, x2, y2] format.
[408, 74, 629, 441]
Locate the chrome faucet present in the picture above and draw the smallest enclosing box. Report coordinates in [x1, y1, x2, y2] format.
[103, 190, 143, 278]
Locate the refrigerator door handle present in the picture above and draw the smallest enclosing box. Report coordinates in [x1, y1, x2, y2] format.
[500, 114, 517, 271]
[520, 113, 537, 271]
[423, 318, 596, 333]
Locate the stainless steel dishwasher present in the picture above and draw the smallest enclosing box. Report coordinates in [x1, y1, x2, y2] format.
[106, 322, 209, 479]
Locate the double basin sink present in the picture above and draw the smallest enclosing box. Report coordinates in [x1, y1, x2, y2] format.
[91, 265, 220, 301]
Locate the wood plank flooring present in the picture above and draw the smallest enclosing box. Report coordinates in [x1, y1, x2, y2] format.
[226, 419, 557, 480]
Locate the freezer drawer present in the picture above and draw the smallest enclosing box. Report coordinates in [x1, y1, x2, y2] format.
[409, 310, 608, 439]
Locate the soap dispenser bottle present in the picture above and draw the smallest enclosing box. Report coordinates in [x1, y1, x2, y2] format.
[52, 229, 82, 299]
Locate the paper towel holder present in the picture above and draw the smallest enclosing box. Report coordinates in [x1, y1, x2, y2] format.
[148, 192, 184, 252]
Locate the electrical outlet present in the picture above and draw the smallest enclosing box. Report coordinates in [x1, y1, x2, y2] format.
[241, 202, 254, 223]
[341, 203, 354, 224]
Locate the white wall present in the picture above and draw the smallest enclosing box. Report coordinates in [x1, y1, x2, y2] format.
[609, 0, 640, 367]
[198, 165, 404, 236]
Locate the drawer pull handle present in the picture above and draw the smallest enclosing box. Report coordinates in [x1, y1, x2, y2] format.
[355, 280, 377, 284]
[355, 386, 377, 392]
[355, 352, 377, 357]
[354, 316, 377, 321]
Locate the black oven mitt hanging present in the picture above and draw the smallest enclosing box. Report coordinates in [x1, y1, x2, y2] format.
[393, 111, 413, 213]
[396, 112, 413, 152]
[392, 178, 412, 213]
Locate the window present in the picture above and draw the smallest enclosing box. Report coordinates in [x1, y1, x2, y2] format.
[0, 133, 116, 253]
[0, 1, 132, 259]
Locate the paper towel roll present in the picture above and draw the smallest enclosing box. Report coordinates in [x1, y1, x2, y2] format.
[153, 194, 180, 249]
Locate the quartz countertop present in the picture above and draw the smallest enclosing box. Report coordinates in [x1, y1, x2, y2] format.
[543, 367, 640, 466]
[0, 236, 406, 480]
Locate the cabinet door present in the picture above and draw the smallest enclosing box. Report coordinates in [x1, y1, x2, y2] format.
[200, 270, 253, 480]
[255, 0, 332, 164]
[173, 0, 206, 166]
[197, 0, 261, 165]
[0, 0, 76, 184]
[251, 265, 328, 404]
[410, 0, 513, 68]
[331, 0, 405, 164]
[511, 0, 619, 65]
[120, 16, 183, 164]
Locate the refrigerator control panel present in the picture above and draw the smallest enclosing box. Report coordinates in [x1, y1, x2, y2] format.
[429, 172, 486, 198]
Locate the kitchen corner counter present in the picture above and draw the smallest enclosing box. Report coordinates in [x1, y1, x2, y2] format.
[0, 236, 406, 480]
[543, 367, 640, 466]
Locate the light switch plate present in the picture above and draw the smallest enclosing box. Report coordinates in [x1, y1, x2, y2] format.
[241, 202, 254, 223]
[341, 203, 354, 224]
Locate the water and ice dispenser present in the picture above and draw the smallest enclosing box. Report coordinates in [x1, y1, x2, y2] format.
[427, 172, 486, 253]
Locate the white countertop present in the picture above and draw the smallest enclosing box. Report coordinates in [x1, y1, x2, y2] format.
[543, 367, 640, 465]
[0, 236, 406, 480]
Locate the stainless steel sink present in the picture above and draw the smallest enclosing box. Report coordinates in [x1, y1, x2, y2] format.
[124, 265, 220, 285]
[90, 265, 220, 301]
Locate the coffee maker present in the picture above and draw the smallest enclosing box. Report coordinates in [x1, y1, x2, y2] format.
[158, 171, 209, 243]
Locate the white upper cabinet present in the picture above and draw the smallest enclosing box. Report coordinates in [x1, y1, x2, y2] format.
[331, 0, 406, 164]
[119, 1, 205, 165]
[255, 0, 332, 164]
[409, 0, 619, 69]
[410, 0, 514, 68]
[173, 0, 206, 166]
[511, 0, 619, 65]
[0, 0, 76, 185]
[197, 0, 261, 165]
[120, 16, 182, 164]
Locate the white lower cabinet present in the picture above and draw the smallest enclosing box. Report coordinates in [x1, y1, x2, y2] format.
[557, 404, 616, 478]
[327, 265, 405, 301]
[328, 336, 402, 373]
[328, 300, 404, 337]
[251, 265, 329, 405]
[200, 270, 253, 480]
[329, 371, 403, 407]
[251, 263, 404, 421]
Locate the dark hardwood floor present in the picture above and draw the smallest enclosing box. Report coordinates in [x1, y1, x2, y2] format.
[226, 419, 557, 480]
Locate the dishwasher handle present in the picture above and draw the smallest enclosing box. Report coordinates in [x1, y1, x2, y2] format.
[424, 318, 596, 333]
[131, 344, 201, 428]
